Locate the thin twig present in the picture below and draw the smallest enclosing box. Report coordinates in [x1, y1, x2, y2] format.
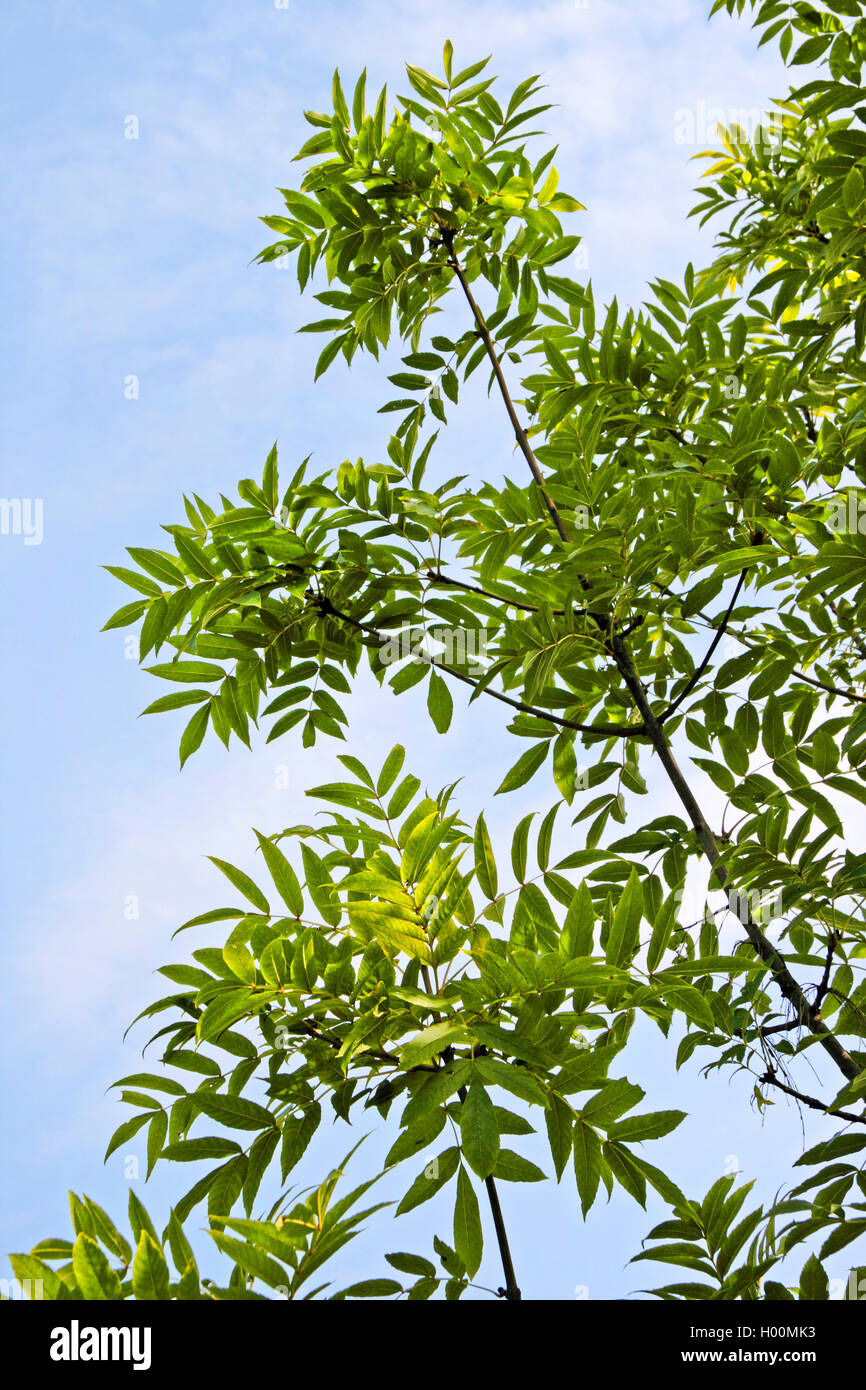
[814, 932, 839, 1014]
[659, 569, 748, 723]
[759, 1070, 866, 1126]
[444, 232, 572, 546]
[651, 580, 866, 708]
[426, 568, 581, 617]
[314, 595, 642, 739]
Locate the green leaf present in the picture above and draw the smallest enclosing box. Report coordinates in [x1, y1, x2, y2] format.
[146, 1110, 168, 1179]
[262, 443, 279, 511]
[194, 1091, 276, 1132]
[799, 1253, 829, 1300]
[534, 236, 581, 266]
[386, 1250, 436, 1278]
[209, 1231, 288, 1290]
[9, 1254, 64, 1300]
[72, 1234, 122, 1300]
[761, 696, 787, 760]
[386, 1110, 447, 1168]
[104, 1111, 151, 1162]
[604, 1141, 646, 1207]
[207, 858, 270, 914]
[605, 867, 643, 967]
[165, 1208, 196, 1276]
[399, 1021, 470, 1069]
[301, 843, 341, 926]
[495, 741, 548, 795]
[254, 830, 303, 915]
[561, 882, 595, 958]
[581, 1079, 644, 1130]
[349, 900, 429, 960]
[492, 1149, 546, 1183]
[207, 1154, 248, 1222]
[473, 813, 497, 900]
[511, 813, 535, 882]
[573, 1121, 603, 1216]
[132, 1231, 171, 1300]
[609, 1110, 686, 1142]
[27, 1238, 73, 1261]
[129, 1190, 159, 1246]
[105, 564, 161, 598]
[147, 660, 225, 684]
[396, 1147, 460, 1215]
[161, 1137, 242, 1162]
[243, 1130, 280, 1217]
[179, 703, 210, 768]
[101, 599, 150, 632]
[223, 942, 257, 985]
[427, 670, 453, 733]
[142, 689, 211, 715]
[453, 1165, 483, 1277]
[281, 1104, 321, 1180]
[339, 1273, 405, 1295]
[656, 981, 715, 1031]
[552, 731, 577, 802]
[461, 1082, 500, 1179]
[339, 1278, 402, 1298]
[545, 1093, 573, 1180]
[377, 745, 405, 795]
[127, 547, 185, 586]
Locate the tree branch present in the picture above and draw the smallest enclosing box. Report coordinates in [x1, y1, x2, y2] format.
[652, 581, 866, 709]
[484, 1174, 522, 1300]
[609, 630, 860, 1082]
[444, 235, 572, 546]
[314, 595, 643, 739]
[442, 230, 861, 1086]
[814, 932, 839, 1014]
[658, 569, 748, 724]
[425, 568, 578, 617]
[759, 1069, 866, 1125]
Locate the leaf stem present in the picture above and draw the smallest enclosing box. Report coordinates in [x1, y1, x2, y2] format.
[444, 234, 571, 545]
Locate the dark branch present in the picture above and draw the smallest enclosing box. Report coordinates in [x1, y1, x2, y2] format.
[759, 1070, 866, 1126]
[652, 580, 866, 709]
[440, 229, 861, 1086]
[426, 568, 574, 617]
[659, 569, 748, 724]
[456, 1082, 521, 1300]
[444, 233, 572, 546]
[315, 595, 643, 739]
[608, 629, 860, 1082]
[814, 932, 839, 1014]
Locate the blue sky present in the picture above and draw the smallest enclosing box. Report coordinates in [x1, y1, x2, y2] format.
[2, 0, 859, 1300]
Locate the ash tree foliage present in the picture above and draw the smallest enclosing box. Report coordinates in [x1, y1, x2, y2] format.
[12, 0, 866, 1301]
